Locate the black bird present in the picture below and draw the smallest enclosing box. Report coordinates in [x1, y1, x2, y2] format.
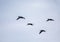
[27, 23, 33, 26]
[39, 30, 46, 34]
[47, 19, 54, 22]
[16, 16, 25, 20]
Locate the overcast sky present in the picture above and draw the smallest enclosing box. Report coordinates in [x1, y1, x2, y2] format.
[0, 0, 60, 42]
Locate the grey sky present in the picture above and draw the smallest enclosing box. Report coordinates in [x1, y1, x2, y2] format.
[0, 0, 60, 42]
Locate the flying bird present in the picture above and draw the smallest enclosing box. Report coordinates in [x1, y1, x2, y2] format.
[27, 23, 33, 26]
[46, 19, 54, 22]
[39, 30, 46, 34]
[16, 16, 25, 20]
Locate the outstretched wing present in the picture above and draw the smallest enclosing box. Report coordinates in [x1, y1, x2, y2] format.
[16, 17, 20, 20]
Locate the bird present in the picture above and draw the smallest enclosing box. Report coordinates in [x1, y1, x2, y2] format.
[46, 19, 54, 22]
[16, 16, 25, 20]
[27, 23, 33, 26]
[39, 30, 46, 34]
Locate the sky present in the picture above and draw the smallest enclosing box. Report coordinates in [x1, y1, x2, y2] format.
[0, 0, 60, 42]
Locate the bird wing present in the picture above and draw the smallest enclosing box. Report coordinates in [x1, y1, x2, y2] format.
[16, 17, 20, 20]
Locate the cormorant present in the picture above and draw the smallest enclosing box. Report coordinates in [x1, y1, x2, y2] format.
[27, 23, 33, 26]
[39, 30, 46, 34]
[47, 19, 54, 21]
[16, 16, 25, 20]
